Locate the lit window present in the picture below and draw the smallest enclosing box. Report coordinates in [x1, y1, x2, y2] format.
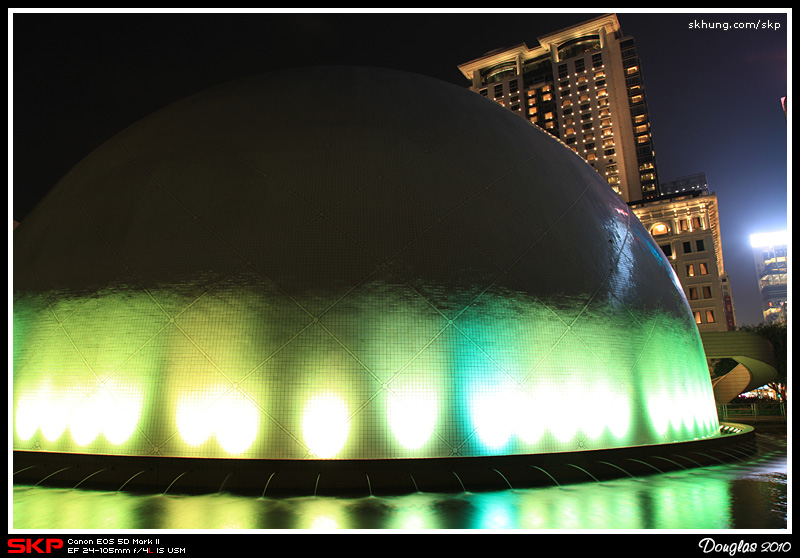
[651, 223, 669, 236]
[631, 94, 643, 104]
[626, 66, 639, 75]
[702, 286, 712, 298]
[694, 311, 702, 324]
[705, 310, 716, 323]
[686, 264, 695, 277]
[689, 287, 698, 300]
[699, 262, 708, 275]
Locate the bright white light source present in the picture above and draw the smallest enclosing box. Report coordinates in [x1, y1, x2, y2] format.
[750, 231, 787, 248]
[303, 393, 349, 458]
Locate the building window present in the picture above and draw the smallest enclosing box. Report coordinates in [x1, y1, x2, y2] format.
[689, 287, 698, 300]
[702, 285, 713, 298]
[692, 216, 702, 229]
[683, 241, 692, 254]
[659, 243, 672, 256]
[706, 310, 716, 323]
[686, 264, 695, 277]
[694, 311, 702, 324]
[575, 59, 585, 73]
[696, 239, 705, 252]
[558, 64, 568, 79]
[699, 262, 709, 275]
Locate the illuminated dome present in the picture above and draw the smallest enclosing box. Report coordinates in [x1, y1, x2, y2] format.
[13, 67, 721, 492]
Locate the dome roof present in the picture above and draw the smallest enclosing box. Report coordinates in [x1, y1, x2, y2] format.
[13, 66, 718, 464]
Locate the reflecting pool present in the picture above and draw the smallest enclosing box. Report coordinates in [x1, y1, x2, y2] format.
[12, 432, 786, 530]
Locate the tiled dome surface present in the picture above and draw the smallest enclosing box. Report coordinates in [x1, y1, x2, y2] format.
[13, 67, 719, 461]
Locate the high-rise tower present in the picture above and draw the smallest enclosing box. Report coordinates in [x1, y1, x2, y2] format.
[750, 231, 788, 324]
[457, 13, 660, 203]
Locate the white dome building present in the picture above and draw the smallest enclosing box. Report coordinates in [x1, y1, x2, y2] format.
[13, 67, 726, 494]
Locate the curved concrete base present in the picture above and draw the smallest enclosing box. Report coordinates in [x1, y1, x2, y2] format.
[13, 424, 756, 497]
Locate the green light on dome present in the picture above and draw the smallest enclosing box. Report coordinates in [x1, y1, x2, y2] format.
[13, 283, 720, 461]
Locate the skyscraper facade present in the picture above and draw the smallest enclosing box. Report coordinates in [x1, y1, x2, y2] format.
[457, 13, 660, 203]
[750, 231, 788, 324]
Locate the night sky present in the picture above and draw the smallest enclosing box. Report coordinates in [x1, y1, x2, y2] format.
[10, 10, 789, 326]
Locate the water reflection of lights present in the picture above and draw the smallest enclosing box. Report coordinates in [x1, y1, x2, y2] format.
[12, 434, 786, 530]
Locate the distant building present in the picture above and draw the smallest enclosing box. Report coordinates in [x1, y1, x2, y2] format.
[457, 13, 661, 203]
[659, 172, 708, 197]
[629, 190, 737, 332]
[750, 231, 788, 324]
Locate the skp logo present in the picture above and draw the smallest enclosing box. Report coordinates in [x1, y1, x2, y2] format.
[8, 539, 64, 554]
